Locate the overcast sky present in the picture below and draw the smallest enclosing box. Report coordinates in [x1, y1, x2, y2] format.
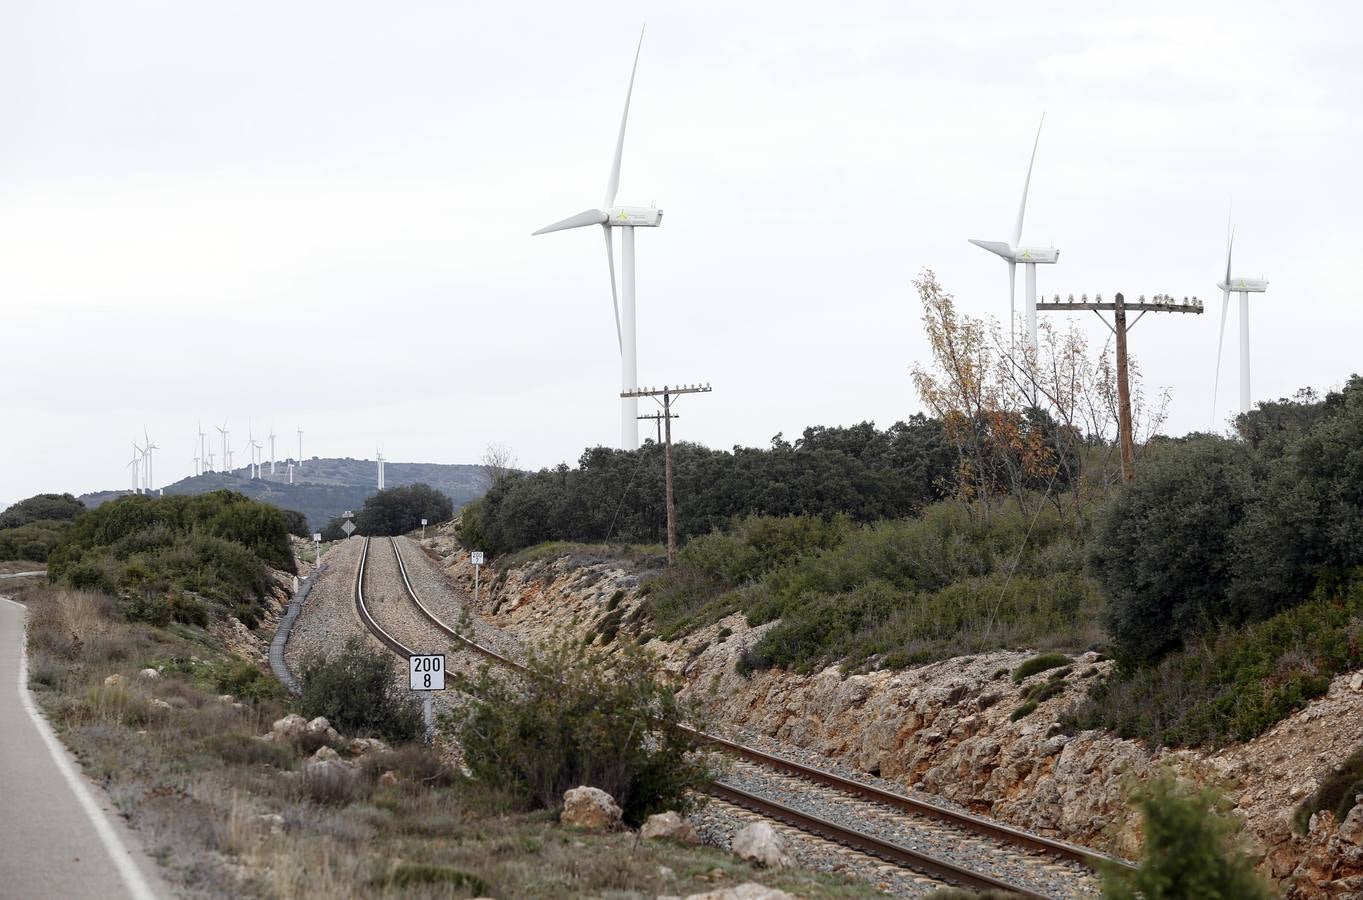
[2, 0, 1360, 504]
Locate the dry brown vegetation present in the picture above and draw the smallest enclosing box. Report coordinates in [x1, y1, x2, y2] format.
[22, 585, 881, 898]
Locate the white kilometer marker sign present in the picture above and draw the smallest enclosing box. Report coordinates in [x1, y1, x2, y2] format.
[409, 654, 445, 691]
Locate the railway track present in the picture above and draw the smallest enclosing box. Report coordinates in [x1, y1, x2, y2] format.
[351, 535, 1120, 897]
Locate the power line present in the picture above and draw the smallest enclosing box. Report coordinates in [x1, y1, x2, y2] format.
[621, 383, 712, 564]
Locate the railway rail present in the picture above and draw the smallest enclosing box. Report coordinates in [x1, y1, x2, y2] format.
[350, 535, 1123, 897]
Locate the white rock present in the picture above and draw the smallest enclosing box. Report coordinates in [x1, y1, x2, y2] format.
[1351, 671, 1363, 692]
[560, 786, 623, 832]
[640, 810, 700, 845]
[103, 674, 124, 687]
[657, 865, 676, 880]
[149, 698, 172, 710]
[350, 737, 390, 755]
[271, 713, 309, 740]
[216, 694, 235, 704]
[311, 745, 341, 763]
[730, 822, 794, 868]
[138, 668, 161, 680]
[684, 884, 796, 900]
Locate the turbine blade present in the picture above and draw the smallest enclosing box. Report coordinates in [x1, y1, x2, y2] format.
[604, 26, 645, 208]
[533, 208, 609, 235]
[969, 239, 1014, 259]
[602, 224, 622, 351]
[1212, 288, 1230, 424]
[1225, 228, 1235, 285]
[1012, 113, 1045, 248]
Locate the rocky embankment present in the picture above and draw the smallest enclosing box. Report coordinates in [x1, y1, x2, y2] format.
[421, 525, 1363, 898]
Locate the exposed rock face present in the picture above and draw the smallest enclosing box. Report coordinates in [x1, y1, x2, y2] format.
[270, 713, 309, 741]
[560, 786, 623, 832]
[641, 810, 701, 845]
[422, 536, 1363, 896]
[730, 822, 794, 868]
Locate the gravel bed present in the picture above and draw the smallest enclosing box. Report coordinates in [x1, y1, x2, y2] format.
[689, 798, 947, 898]
[285, 538, 391, 673]
[716, 761, 1100, 898]
[390, 537, 525, 664]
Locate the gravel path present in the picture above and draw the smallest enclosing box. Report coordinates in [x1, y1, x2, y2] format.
[713, 760, 1101, 898]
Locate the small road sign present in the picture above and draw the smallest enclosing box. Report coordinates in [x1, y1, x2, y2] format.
[341, 520, 356, 537]
[409, 654, 445, 691]
[420, 518, 428, 526]
[312, 532, 322, 542]
[471, 551, 485, 566]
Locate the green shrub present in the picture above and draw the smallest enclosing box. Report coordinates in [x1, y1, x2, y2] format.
[206, 658, 286, 703]
[1010, 701, 1038, 721]
[355, 483, 454, 537]
[1013, 653, 1071, 682]
[298, 639, 423, 742]
[0, 519, 72, 562]
[1066, 574, 1363, 747]
[1102, 773, 1273, 899]
[378, 863, 488, 893]
[450, 642, 708, 826]
[1295, 745, 1363, 832]
[0, 493, 85, 528]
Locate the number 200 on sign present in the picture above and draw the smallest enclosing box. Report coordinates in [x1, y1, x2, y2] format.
[409, 655, 445, 691]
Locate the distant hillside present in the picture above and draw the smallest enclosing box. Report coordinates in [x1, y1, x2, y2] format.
[80, 457, 488, 532]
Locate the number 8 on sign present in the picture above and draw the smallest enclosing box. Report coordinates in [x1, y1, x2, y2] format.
[409, 654, 445, 691]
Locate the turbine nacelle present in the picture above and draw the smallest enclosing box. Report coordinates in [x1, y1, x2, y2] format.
[1217, 277, 1268, 293]
[968, 239, 1059, 264]
[533, 205, 662, 235]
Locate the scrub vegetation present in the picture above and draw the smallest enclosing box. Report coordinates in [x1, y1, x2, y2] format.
[0, 492, 85, 562]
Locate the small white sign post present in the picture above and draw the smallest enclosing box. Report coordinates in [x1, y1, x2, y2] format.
[471, 551, 484, 605]
[409, 654, 445, 743]
[312, 532, 322, 568]
[420, 518, 427, 539]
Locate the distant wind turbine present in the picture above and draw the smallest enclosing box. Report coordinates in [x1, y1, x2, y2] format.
[969, 115, 1060, 350]
[268, 427, 277, 475]
[128, 444, 143, 493]
[142, 427, 159, 493]
[297, 426, 303, 472]
[1212, 226, 1270, 417]
[197, 420, 209, 474]
[533, 27, 661, 451]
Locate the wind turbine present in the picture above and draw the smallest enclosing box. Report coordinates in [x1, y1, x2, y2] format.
[268, 427, 277, 475]
[217, 422, 231, 474]
[128, 444, 143, 493]
[1212, 227, 1269, 417]
[376, 449, 385, 490]
[142, 427, 158, 493]
[197, 420, 209, 473]
[296, 426, 303, 471]
[533, 27, 661, 451]
[969, 115, 1060, 351]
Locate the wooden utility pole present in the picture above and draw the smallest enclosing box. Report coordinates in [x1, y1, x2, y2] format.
[621, 383, 712, 564]
[1036, 292, 1202, 482]
[637, 411, 675, 445]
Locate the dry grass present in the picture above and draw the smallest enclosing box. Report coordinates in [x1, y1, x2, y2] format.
[27, 585, 883, 900]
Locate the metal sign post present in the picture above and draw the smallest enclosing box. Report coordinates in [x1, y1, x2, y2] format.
[471, 551, 484, 605]
[341, 509, 356, 539]
[409, 654, 445, 744]
[420, 518, 427, 539]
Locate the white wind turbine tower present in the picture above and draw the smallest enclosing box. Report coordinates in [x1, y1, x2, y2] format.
[197, 421, 209, 473]
[1212, 227, 1270, 417]
[268, 427, 277, 475]
[533, 27, 661, 451]
[128, 444, 143, 493]
[376, 449, 385, 490]
[217, 422, 231, 474]
[296, 426, 303, 472]
[142, 427, 158, 493]
[969, 115, 1060, 350]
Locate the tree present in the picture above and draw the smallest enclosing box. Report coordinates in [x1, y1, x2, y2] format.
[480, 442, 519, 486]
[355, 483, 454, 536]
[0, 493, 85, 528]
[1103, 773, 1273, 899]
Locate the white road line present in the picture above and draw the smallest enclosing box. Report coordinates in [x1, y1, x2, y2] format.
[3, 593, 160, 900]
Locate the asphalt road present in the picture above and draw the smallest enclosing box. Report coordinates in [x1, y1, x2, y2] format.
[0, 596, 162, 899]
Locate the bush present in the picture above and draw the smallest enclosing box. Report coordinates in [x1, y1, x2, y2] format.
[280, 508, 311, 538]
[1101, 773, 1273, 899]
[450, 643, 708, 826]
[1089, 437, 1255, 665]
[1295, 745, 1363, 833]
[378, 863, 488, 893]
[0, 520, 72, 562]
[1066, 574, 1363, 747]
[206, 658, 287, 703]
[298, 639, 423, 742]
[0, 493, 84, 528]
[355, 484, 453, 537]
[1013, 652, 1071, 682]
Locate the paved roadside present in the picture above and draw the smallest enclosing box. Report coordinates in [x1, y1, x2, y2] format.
[0, 596, 165, 899]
